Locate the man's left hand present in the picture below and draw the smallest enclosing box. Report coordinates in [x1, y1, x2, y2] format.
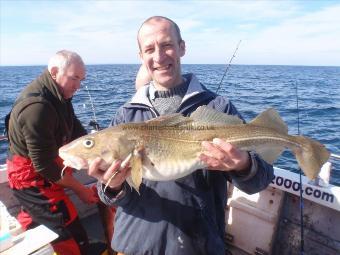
[199, 138, 250, 172]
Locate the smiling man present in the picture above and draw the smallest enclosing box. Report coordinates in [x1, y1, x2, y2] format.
[137, 16, 185, 90]
[89, 16, 274, 255]
[6, 50, 99, 255]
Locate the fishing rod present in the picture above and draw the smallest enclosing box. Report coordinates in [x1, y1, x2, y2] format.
[84, 85, 100, 131]
[215, 40, 242, 94]
[295, 80, 305, 255]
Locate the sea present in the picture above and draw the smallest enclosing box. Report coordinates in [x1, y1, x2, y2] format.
[0, 64, 339, 185]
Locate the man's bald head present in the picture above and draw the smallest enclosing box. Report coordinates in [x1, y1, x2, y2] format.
[137, 16, 182, 51]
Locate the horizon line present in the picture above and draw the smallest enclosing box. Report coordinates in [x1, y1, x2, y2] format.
[1, 63, 339, 68]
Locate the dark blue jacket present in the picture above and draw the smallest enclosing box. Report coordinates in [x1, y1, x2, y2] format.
[98, 73, 274, 255]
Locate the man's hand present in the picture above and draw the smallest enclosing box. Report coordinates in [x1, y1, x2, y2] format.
[199, 138, 250, 172]
[88, 158, 131, 191]
[56, 171, 99, 204]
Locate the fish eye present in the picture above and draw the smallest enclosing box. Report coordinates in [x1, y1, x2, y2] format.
[83, 138, 94, 148]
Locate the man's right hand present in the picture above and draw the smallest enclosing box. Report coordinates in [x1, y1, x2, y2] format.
[56, 171, 99, 204]
[88, 158, 131, 191]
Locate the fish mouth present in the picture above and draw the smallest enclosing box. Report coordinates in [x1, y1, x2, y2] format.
[60, 153, 89, 170]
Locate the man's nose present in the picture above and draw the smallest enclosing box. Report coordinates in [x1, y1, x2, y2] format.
[153, 48, 166, 63]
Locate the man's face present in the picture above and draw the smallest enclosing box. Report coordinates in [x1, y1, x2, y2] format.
[55, 62, 85, 99]
[138, 19, 185, 90]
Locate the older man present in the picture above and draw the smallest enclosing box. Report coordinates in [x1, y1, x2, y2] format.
[90, 16, 274, 255]
[6, 50, 98, 254]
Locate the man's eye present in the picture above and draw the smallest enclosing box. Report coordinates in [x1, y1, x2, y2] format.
[145, 48, 153, 54]
[162, 43, 173, 49]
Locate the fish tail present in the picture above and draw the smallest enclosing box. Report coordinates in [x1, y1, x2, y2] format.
[292, 136, 330, 180]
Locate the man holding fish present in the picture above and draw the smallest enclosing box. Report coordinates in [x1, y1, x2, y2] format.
[59, 15, 330, 254]
[80, 16, 276, 255]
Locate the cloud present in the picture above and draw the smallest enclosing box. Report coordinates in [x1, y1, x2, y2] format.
[1, 0, 339, 66]
[240, 4, 340, 65]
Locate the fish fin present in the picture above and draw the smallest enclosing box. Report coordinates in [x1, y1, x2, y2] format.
[250, 108, 288, 134]
[142, 149, 206, 181]
[145, 114, 192, 127]
[125, 176, 134, 191]
[293, 136, 330, 180]
[129, 148, 143, 193]
[254, 145, 285, 164]
[190, 106, 243, 125]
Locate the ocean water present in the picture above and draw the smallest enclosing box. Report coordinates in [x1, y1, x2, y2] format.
[0, 64, 339, 185]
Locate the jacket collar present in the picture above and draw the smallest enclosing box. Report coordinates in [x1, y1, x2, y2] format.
[129, 73, 207, 107]
[39, 69, 67, 103]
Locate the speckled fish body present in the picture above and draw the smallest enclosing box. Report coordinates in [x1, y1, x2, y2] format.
[59, 106, 330, 190]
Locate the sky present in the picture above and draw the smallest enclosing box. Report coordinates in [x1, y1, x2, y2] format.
[1, 0, 340, 66]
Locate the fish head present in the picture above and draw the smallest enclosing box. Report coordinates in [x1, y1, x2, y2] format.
[59, 127, 135, 170]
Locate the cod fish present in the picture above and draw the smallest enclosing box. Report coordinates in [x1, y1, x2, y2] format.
[59, 106, 330, 191]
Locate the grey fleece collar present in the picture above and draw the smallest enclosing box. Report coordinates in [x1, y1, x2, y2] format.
[130, 73, 206, 107]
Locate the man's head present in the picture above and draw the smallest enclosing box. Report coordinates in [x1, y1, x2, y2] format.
[137, 16, 186, 90]
[48, 50, 86, 99]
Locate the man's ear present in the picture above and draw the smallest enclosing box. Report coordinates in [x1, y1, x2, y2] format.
[50, 67, 58, 80]
[139, 51, 144, 63]
[179, 40, 186, 57]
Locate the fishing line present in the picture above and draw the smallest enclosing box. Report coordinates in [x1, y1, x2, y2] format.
[104, 169, 121, 192]
[295, 80, 305, 255]
[104, 153, 132, 192]
[60, 165, 67, 178]
[85, 85, 100, 131]
[215, 40, 241, 94]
